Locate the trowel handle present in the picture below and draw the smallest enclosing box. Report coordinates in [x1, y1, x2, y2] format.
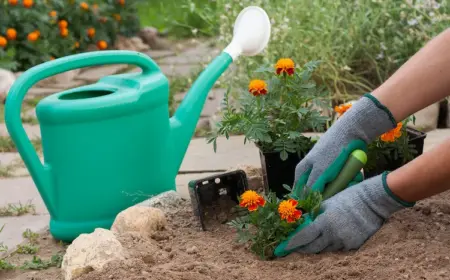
[4, 51, 159, 217]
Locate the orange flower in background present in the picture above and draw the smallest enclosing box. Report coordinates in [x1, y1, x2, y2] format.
[6, 28, 17, 40]
[58, 20, 68, 29]
[96, 40, 108, 50]
[275, 58, 295, 75]
[74, 41, 80, 48]
[23, 0, 33, 8]
[60, 28, 69, 37]
[92, 4, 98, 10]
[87, 27, 96, 38]
[49, 10, 57, 17]
[8, 0, 18, 5]
[381, 122, 403, 142]
[248, 79, 268, 96]
[0, 36, 7, 48]
[239, 190, 266, 212]
[334, 103, 352, 117]
[80, 2, 89, 10]
[278, 199, 302, 223]
[113, 14, 121, 21]
[27, 31, 39, 41]
[118, 0, 125, 5]
[50, 56, 55, 60]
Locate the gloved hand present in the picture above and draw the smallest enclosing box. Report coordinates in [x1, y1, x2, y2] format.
[274, 172, 415, 256]
[294, 93, 397, 192]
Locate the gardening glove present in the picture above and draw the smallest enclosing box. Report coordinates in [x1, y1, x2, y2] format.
[274, 172, 415, 256]
[293, 93, 397, 192]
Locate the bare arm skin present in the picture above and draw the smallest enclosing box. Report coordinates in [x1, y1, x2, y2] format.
[370, 28, 450, 203]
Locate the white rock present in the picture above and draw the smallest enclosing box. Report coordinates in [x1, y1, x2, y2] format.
[111, 206, 167, 237]
[61, 228, 125, 280]
[0, 68, 16, 101]
[407, 102, 439, 132]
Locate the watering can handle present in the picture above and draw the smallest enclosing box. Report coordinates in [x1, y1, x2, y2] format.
[4, 50, 159, 217]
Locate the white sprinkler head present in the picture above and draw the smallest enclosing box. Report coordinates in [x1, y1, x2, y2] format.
[224, 6, 271, 60]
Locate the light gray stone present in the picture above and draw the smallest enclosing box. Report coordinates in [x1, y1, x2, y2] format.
[159, 42, 220, 65]
[0, 68, 15, 101]
[0, 177, 48, 215]
[159, 64, 199, 77]
[138, 27, 171, 50]
[0, 214, 50, 257]
[27, 87, 60, 98]
[76, 64, 129, 82]
[408, 103, 440, 132]
[138, 190, 185, 208]
[145, 50, 176, 60]
[0, 123, 41, 139]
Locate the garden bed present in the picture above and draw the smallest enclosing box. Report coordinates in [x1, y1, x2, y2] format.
[2, 187, 450, 280]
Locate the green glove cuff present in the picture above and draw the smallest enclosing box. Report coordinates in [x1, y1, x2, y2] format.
[382, 171, 416, 208]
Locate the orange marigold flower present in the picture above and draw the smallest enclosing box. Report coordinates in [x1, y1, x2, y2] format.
[49, 10, 57, 17]
[0, 36, 7, 48]
[74, 41, 80, 48]
[118, 0, 125, 5]
[27, 32, 39, 41]
[278, 199, 302, 223]
[23, 0, 33, 8]
[50, 56, 55, 60]
[334, 103, 352, 117]
[113, 14, 121, 21]
[80, 2, 89, 10]
[60, 28, 69, 37]
[275, 58, 295, 75]
[239, 190, 266, 212]
[58, 20, 68, 29]
[6, 28, 17, 40]
[8, 0, 18, 5]
[248, 79, 268, 96]
[96, 40, 108, 50]
[381, 122, 403, 142]
[87, 27, 96, 38]
[34, 30, 40, 37]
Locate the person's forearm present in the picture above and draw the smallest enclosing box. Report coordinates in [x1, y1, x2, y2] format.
[387, 139, 450, 203]
[372, 28, 450, 122]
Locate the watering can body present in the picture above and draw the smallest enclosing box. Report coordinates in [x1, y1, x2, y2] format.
[5, 50, 233, 241]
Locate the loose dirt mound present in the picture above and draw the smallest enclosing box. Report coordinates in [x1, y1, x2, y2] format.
[4, 191, 450, 280]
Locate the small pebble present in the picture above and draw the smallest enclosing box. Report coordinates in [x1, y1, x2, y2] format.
[395, 258, 399, 261]
[164, 247, 172, 252]
[142, 271, 150, 276]
[186, 246, 198, 254]
[445, 256, 449, 260]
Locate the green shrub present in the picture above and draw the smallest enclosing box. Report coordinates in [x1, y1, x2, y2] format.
[216, 0, 449, 102]
[137, 0, 218, 38]
[0, 0, 141, 71]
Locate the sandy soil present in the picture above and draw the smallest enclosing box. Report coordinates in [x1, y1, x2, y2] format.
[2, 189, 450, 280]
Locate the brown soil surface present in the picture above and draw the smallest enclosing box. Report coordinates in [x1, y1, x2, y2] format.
[2, 190, 450, 280]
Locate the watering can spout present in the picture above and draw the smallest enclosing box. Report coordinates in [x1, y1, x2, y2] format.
[169, 6, 271, 174]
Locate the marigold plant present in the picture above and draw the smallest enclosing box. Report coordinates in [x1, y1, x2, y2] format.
[0, 0, 141, 71]
[208, 59, 330, 160]
[333, 103, 418, 175]
[229, 186, 322, 260]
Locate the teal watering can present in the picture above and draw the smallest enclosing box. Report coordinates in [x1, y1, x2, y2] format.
[4, 6, 271, 242]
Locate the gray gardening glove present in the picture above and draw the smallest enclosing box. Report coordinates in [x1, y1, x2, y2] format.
[274, 172, 415, 256]
[294, 94, 397, 192]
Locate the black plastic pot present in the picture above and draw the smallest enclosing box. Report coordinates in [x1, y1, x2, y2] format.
[364, 127, 427, 178]
[259, 150, 304, 198]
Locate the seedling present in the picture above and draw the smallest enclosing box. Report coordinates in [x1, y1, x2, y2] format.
[0, 201, 36, 217]
[22, 229, 39, 244]
[16, 244, 39, 254]
[20, 253, 63, 270]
